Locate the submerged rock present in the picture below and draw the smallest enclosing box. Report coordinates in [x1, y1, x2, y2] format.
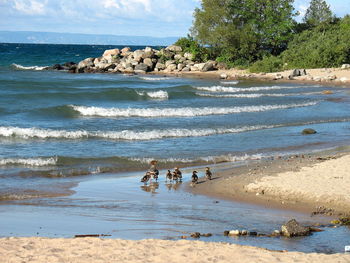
[281, 219, 311, 237]
[302, 128, 317, 135]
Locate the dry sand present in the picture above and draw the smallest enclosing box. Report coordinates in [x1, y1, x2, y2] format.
[191, 153, 350, 215]
[158, 67, 350, 86]
[1, 237, 349, 263]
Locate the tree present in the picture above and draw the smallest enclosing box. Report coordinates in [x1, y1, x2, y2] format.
[303, 0, 334, 27]
[191, 0, 297, 65]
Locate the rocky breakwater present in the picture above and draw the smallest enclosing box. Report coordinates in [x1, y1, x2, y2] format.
[51, 45, 218, 75]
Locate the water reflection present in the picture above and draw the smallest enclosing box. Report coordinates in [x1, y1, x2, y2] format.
[140, 182, 159, 194]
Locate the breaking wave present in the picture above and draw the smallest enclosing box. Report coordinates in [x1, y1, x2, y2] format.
[0, 157, 57, 166]
[196, 92, 321, 98]
[11, 63, 47, 71]
[70, 101, 318, 118]
[138, 76, 174, 81]
[195, 85, 298, 93]
[136, 90, 169, 99]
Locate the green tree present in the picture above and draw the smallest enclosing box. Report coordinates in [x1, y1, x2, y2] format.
[191, 0, 296, 65]
[303, 0, 334, 27]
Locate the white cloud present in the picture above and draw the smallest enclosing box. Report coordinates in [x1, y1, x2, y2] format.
[13, 0, 47, 15]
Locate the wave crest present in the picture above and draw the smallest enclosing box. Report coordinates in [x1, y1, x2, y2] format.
[70, 102, 317, 118]
[0, 157, 57, 166]
[11, 63, 47, 71]
[195, 85, 297, 93]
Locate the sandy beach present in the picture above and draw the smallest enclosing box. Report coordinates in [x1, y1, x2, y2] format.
[157, 67, 350, 86]
[1, 237, 349, 263]
[191, 153, 350, 216]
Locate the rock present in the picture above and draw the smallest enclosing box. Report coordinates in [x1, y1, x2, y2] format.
[228, 230, 240, 236]
[220, 73, 228, 79]
[273, 73, 283, 80]
[182, 67, 190, 72]
[165, 60, 176, 67]
[103, 48, 120, 57]
[133, 50, 145, 62]
[103, 63, 116, 71]
[190, 232, 201, 238]
[302, 128, 317, 135]
[289, 69, 307, 78]
[77, 57, 95, 72]
[339, 217, 350, 225]
[341, 64, 350, 69]
[241, 230, 248, 236]
[190, 66, 199, 72]
[121, 47, 131, 55]
[166, 45, 182, 53]
[166, 64, 177, 72]
[201, 61, 216, 72]
[281, 219, 311, 237]
[143, 58, 154, 69]
[134, 63, 149, 72]
[174, 54, 183, 60]
[322, 90, 333, 95]
[177, 63, 184, 71]
[195, 63, 206, 71]
[326, 75, 337, 81]
[184, 52, 194, 60]
[155, 62, 166, 70]
[52, 64, 64, 70]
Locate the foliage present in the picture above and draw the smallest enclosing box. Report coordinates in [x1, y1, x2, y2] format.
[174, 36, 209, 62]
[303, 0, 334, 28]
[249, 56, 284, 73]
[281, 16, 350, 69]
[190, 0, 296, 65]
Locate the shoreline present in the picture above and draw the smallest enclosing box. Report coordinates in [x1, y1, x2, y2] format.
[189, 151, 350, 217]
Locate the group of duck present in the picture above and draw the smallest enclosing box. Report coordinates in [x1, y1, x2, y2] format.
[141, 160, 213, 185]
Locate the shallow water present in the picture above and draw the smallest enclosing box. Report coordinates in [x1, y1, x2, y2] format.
[1, 170, 349, 253]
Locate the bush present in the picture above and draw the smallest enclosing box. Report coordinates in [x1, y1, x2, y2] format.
[174, 36, 209, 62]
[281, 16, 350, 68]
[249, 56, 284, 73]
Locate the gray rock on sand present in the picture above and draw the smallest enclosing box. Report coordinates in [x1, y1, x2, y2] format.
[281, 219, 311, 237]
[341, 64, 350, 69]
[302, 128, 317, 135]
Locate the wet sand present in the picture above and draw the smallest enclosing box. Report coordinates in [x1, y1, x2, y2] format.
[190, 152, 350, 216]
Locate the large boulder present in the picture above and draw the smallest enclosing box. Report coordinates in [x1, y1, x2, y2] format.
[134, 63, 149, 72]
[165, 60, 176, 67]
[166, 64, 177, 72]
[77, 57, 95, 72]
[103, 48, 120, 57]
[289, 69, 307, 78]
[201, 61, 216, 72]
[155, 62, 166, 70]
[166, 45, 182, 53]
[281, 219, 311, 237]
[184, 52, 194, 60]
[121, 47, 131, 56]
[133, 50, 145, 62]
[143, 58, 154, 69]
[341, 64, 350, 69]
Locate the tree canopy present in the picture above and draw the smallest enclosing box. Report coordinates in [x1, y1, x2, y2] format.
[303, 0, 334, 27]
[191, 0, 297, 64]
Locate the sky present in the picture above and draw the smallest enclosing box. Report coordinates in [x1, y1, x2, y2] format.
[0, 0, 349, 38]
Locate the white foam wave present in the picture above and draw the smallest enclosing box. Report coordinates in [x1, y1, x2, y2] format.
[0, 157, 57, 166]
[220, 80, 239, 85]
[195, 92, 321, 98]
[136, 90, 169, 99]
[139, 76, 173, 81]
[0, 125, 276, 140]
[12, 63, 47, 71]
[70, 101, 317, 118]
[0, 126, 89, 139]
[196, 85, 297, 93]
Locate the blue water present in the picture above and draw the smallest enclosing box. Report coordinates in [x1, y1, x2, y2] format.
[1, 43, 350, 253]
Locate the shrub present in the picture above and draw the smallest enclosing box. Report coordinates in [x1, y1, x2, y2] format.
[174, 36, 210, 62]
[249, 56, 284, 73]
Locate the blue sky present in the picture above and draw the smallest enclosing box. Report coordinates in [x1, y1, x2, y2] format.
[0, 0, 349, 37]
